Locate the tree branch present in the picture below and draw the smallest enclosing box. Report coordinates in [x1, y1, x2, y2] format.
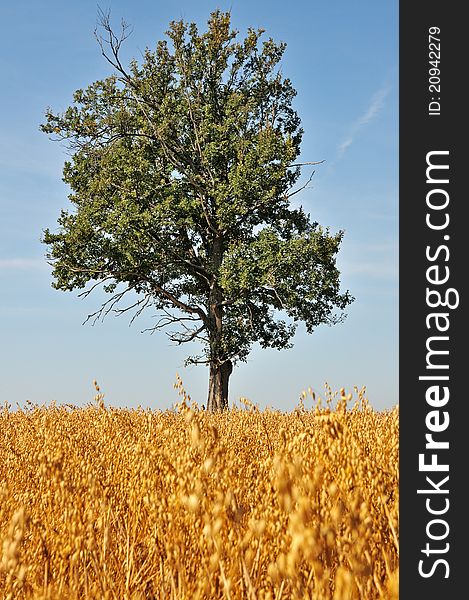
[289, 160, 325, 168]
[95, 12, 220, 236]
[95, 9, 133, 78]
[82, 287, 132, 325]
[148, 281, 208, 325]
[168, 322, 207, 345]
[284, 169, 316, 200]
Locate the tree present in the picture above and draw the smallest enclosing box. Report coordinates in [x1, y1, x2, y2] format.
[41, 10, 354, 411]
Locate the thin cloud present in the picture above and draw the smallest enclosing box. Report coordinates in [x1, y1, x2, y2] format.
[339, 239, 398, 280]
[0, 258, 48, 271]
[343, 261, 398, 279]
[337, 136, 353, 158]
[337, 82, 391, 160]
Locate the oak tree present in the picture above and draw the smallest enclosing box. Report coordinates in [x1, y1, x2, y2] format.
[42, 11, 353, 410]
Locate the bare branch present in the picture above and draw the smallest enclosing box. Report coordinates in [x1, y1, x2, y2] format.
[148, 281, 208, 325]
[289, 160, 325, 168]
[113, 293, 153, 326]
[167, 323, 206, 345]
[76, 276, 113, 299]
[95, 8, 133, 78]
[82, 287, 132, 325]
[141, 307, 205, 337]
[184, 356, 211, 366]
[284, 169, 316, 200]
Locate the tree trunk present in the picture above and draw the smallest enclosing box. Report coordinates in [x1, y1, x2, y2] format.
[206, 233, 231, 411]
[207, 360, 232, 411]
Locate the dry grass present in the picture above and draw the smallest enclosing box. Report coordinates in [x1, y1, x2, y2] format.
[0, 380, 398, 599]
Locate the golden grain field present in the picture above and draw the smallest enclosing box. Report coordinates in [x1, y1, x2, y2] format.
[0, 382, 399, 599]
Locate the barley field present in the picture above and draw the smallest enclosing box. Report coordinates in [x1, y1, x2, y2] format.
[0, 382, 399, 599]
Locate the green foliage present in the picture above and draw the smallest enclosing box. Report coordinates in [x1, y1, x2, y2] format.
[41, 10, 353, 370]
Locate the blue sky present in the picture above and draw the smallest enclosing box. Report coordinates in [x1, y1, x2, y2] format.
[0, 0, 398, 411]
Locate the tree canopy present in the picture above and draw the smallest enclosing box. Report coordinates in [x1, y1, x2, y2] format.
[42, 10, 354, 410]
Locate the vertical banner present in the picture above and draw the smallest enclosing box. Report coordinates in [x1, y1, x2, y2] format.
[400, 2, 466, 597]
